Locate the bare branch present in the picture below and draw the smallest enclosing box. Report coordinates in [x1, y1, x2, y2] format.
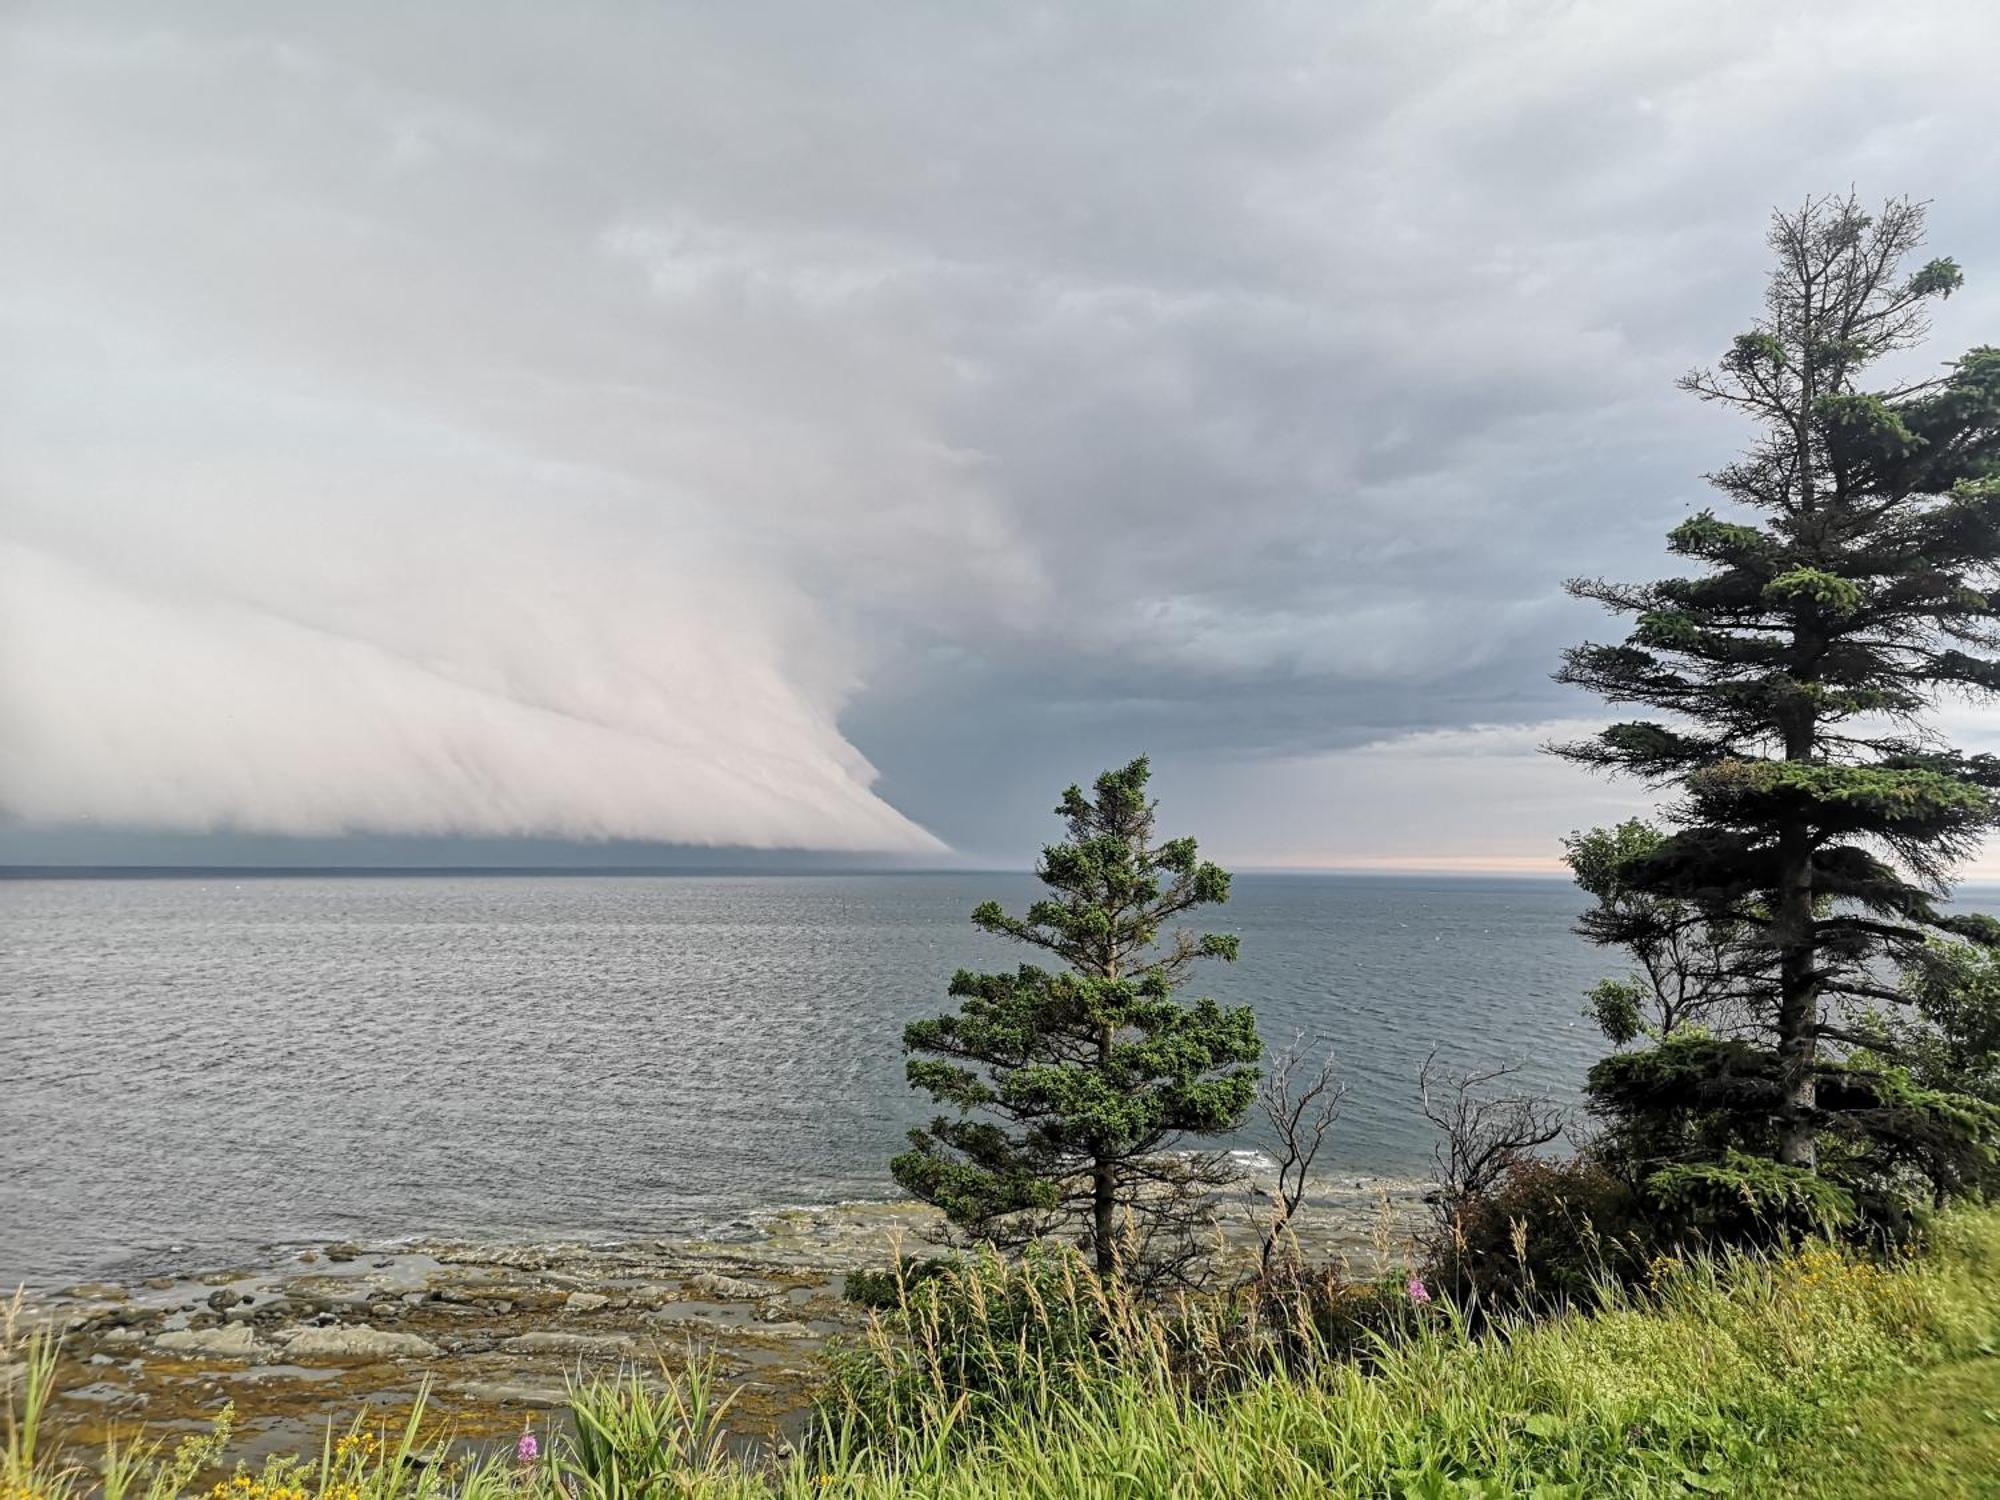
[1255, 1031, 1345, 1275]
[1417, 1050, 1565, 1225]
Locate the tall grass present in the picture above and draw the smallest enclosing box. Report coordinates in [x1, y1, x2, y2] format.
[9, 1211, 2000, 1499]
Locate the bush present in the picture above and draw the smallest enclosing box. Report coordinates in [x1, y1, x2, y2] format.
[1425, 1156, 1655, 1315]
[840, 1255, 957, 1311]
[816, 1242, 1161, 1454]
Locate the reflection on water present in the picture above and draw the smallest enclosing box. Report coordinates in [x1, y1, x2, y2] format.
[1, 872, 1608, 1282]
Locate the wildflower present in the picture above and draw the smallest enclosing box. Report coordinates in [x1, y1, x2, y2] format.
[516, 1425, 539, 1465]
[1406, 1276, 1431, 1306]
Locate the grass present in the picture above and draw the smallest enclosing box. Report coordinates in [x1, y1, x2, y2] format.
[9, 1210, 2000, 1499]
[1755, 1354, 2000, 1498]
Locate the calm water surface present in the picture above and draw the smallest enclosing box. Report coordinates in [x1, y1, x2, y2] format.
[1, 872, 1611, 1283]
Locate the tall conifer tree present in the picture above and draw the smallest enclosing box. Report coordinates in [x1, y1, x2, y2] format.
[1557, 195, 2000, 1221]
[891, 758, 1262, 1279]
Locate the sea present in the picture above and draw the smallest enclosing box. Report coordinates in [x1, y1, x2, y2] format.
[1, 871, 1620, 1286]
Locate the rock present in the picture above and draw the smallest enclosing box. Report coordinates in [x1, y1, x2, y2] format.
[61, 1283, 128, 1302]
[154, 1324, 268, 1360]
[144, 1277, 176, 1291]
[279, 1325, 440, 1362]
[747, 1321, 813, 1338]
[563, 1292, 610, 1314]
[324, 1243, 361, 1263]
[207, 1289, 244, 1312]
[645, 1308, 728, 1331]
[456, 1380, 569, 1409]
[401, 1291, 430, 1307]
[498, 1331, 634, 1355]
[100, 1328, 143, 1348]
[186, 1312, 222, 1331]
[688, 1272, 772, 1301]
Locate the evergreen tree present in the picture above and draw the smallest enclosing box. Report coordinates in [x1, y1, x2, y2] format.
[1562, 819, 1752, 1044]
[1555, 194, 2000, 1227]
[891, 757, 1262, 1279]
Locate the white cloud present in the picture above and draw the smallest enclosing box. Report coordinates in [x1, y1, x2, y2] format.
[3, 1, 1997, 857]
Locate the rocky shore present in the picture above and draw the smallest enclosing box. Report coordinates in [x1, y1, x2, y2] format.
[13, 1176, 1428, 1464]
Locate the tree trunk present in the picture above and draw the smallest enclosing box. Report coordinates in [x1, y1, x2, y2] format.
[1776, 279, 1821, 1173]
[1774, 608, 1820, 1170]
[1093, 1019, 1116, 1276]
[1774, 818, 1818, 1170]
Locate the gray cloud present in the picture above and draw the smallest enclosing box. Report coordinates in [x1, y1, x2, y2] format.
[4, 2, 1998, 863]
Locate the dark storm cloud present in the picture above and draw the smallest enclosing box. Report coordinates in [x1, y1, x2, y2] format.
[3, 2, 1998, 863]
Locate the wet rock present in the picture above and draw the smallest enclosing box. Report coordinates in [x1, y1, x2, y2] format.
[563, 1292, 610, 1314]
[277, 1325, 440, 1362]
[324, 1243, 361, 1263]
[688, 1272, 772, 1301]
[747, 1321, 813, 1338]
[155, 1324, 269, 1360]
[645, 1308, 727, 1332]
[207, 1289, 245, 1312]
[61, 1283, 128, 1302]
[143, 1277, 176, 1291]
[498, 1331, 634, 1355]
[455, 1380, 569, 1410]
[100, 1328, 144, 1348]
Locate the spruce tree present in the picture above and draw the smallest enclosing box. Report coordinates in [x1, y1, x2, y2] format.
[1556, 194, 2000, 1227]
[891, 757, 1262, 1279]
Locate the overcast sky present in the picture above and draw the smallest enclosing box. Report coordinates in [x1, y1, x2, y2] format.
[4, 1, 2000, 871]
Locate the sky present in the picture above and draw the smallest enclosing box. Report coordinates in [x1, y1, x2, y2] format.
[4, 1, 2000, 872]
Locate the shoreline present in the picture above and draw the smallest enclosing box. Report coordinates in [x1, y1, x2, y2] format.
[14, 1174, 1432, 1463]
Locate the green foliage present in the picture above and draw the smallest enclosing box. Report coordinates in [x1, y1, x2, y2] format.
[817, 1243, 1152, 1446]
[1648, 1151, 1858, 1239]
[19, 1208, 2000, 1499]
[840, 1255, 957, 1311]
[891, 757, 1262, 1280]
[564, 1364, 738, 1498]
[1555, 193, 2000, 1220]
[1424, 1156, 1653, 1316]
[1561, 820, 1747, 1042]
[1891, 940, 2000, 1108]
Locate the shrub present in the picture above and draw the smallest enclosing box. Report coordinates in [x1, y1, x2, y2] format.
[1424, 1155, 1655, 1315]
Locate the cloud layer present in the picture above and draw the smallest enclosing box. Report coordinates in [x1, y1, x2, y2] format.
[3, 2, 1998, 860]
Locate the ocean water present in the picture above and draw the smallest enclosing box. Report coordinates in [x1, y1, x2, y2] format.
[0, 871, 1613, 1284]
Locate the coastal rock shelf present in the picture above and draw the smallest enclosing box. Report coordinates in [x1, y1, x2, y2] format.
[16, 1179, 1428, 1461]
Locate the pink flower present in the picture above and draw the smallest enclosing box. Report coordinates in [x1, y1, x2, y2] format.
[1406, 1276, 1431, 1306]
[516, 1428, 539, 1465]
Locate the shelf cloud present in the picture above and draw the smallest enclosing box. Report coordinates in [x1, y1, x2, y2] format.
[3, 2, 1997, 861]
